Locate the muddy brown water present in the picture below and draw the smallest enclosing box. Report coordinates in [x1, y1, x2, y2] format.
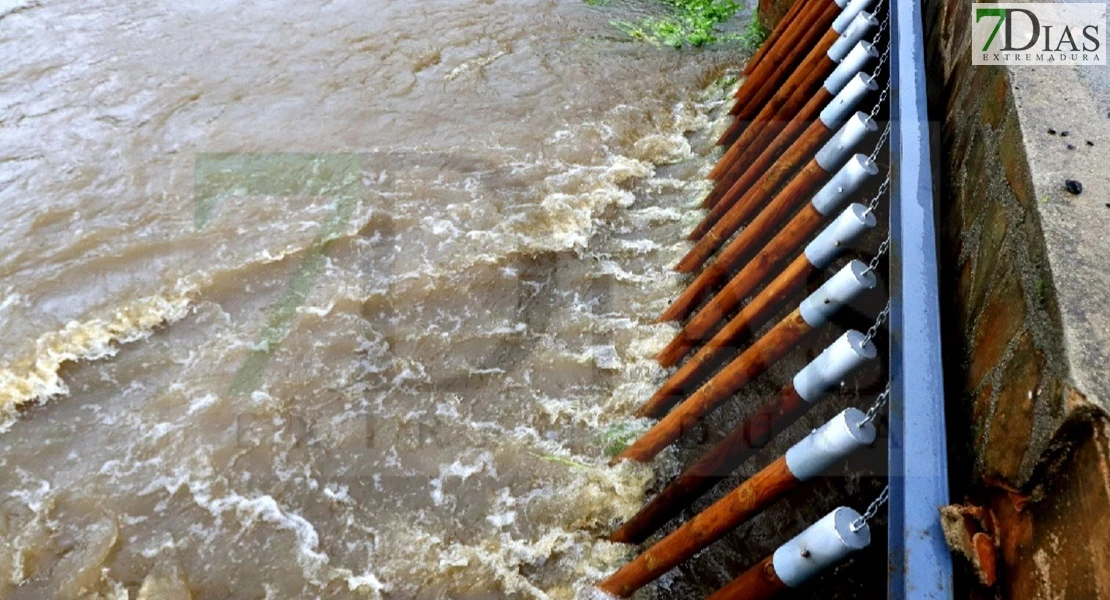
[0, 0, 777, 597]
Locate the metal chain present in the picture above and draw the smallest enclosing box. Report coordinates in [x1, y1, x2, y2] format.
[870, 8, 890, 46]
[870, 43, 891, 80]
[850, 485, 891, 532]
[864, 173, 891, 215]
[859, 383, 891, 427]
[863, 300, 891, 344]
[868, 85, 890, 121]
[863, 235, 891, 274]
[869, 122, 892, 161]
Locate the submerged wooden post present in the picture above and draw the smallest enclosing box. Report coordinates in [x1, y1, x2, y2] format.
[653, 203, 875, 414]
[740, 0, 818, 77]
[729, 0, 875, 123]
[701, 41, 877, 213]
[677, 115, 875, 278]
[662, 139, 875, 328]
[600, 408, 877, 595]
[660, 160, 878, 370]
[631, 259, 875, 436]
[614, 332, 877, 542]
[721, 9, 878, 153]
[706, 507, 872, 600]
[728, 0, 842, 125]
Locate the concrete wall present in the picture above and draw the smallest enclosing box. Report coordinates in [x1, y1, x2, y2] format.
[924, 0, 1110, 597]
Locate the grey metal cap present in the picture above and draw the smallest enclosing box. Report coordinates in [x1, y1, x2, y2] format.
[772, 507, 872, 587]
[834, 0, 874, 33]
[832, 0, 877, 34]
[816, 114, 878, 172]
[799, 260, 877, 327]
[829, 12, 878, 63]
[823, 42, 878, 99]
[811, 153, 879, 216]
[792, 331, 878, 403]
[805, 203, 878, 269]
[785, 408, 877, 481]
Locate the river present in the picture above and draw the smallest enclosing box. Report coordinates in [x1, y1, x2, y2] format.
[0, 0, 751, 597]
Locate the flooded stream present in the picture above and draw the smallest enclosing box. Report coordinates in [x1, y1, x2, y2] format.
[0, 0, 753, 597]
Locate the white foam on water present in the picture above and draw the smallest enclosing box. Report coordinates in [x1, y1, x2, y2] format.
[0, 283, 197, 431]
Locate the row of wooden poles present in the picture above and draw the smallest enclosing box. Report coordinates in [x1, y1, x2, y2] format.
[598, 0, 892, 597]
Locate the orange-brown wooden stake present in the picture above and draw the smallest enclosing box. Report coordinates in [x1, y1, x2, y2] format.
[681, 152, 825, 273]
[632, 305, 809, 425]
[724, 16, 840, 145]
[706, 555, 789, 600]
[724, 8, 876, 145]
[722, 33, 838, 146]
[701, 86, 832, 211]
[741, 0, 821, 76]
[727, 1, 841, 125]
[662, 131, 875, 325]
[663, 207, 826, 367]
[661, 167, 822, 323]
[615, 386, 809, 543]
[600, 456, 799, 596]
[694, 121, 829, 242]
[652, 256, 811, 405]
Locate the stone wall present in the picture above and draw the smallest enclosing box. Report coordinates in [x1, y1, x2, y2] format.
[924, 0, 1110, 597]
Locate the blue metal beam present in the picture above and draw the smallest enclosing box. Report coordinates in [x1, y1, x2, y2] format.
[887, 0, 955, 597]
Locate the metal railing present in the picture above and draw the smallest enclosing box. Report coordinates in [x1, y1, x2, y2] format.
[887, 0, 954, 596]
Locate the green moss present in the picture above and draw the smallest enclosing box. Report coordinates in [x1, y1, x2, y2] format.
[736, 12, 770, 51]
[599, 422, 645, 457]
[609, 0, 743, 48]
[532, 452, 591, 469]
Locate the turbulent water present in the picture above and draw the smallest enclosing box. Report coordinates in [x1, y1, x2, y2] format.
[0, 1, 756, 597]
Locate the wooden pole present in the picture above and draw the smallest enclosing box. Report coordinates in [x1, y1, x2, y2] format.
[703, 87, 831, 210]
[722, 9, 877, 147]
[601, 408, 877, 596]
[660, 205, 876, 394]
[617, 328, 877, 540]
[677, 115, 875, 277]
[731, 0, 875, 107]
[632, 260, 875, 435]
[660, 174, 878, 373]
[603, 458, 798, 595]
[708, 507, 872, 600]
[695, 124, 828, 242]
[727, 1, 840, 125]
[617, 385, 810, 542]
[661, 136, 874, 331]
[724, 24, 838, 141]
[701, 44, 876, 213]
[706, 556, 788, 600]
[741, 0, 823, 77]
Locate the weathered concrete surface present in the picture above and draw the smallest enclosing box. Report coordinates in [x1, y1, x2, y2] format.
[924, 0, 1110, 597]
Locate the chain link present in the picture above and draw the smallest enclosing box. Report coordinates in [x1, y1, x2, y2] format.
[864, 235, 891, 274]
[864, 173, 891, 215]
[870, 8, 890, 46]
[869, 122, 891, 162]
[863, 300, 891, 344]
[870, 43, 891, 80]
[850, 485, 891, 532]
[860, 383, 891, 428]
[868, 83, 890, 120]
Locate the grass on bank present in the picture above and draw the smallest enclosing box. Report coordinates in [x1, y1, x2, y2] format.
[607, 0, 769, 49]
